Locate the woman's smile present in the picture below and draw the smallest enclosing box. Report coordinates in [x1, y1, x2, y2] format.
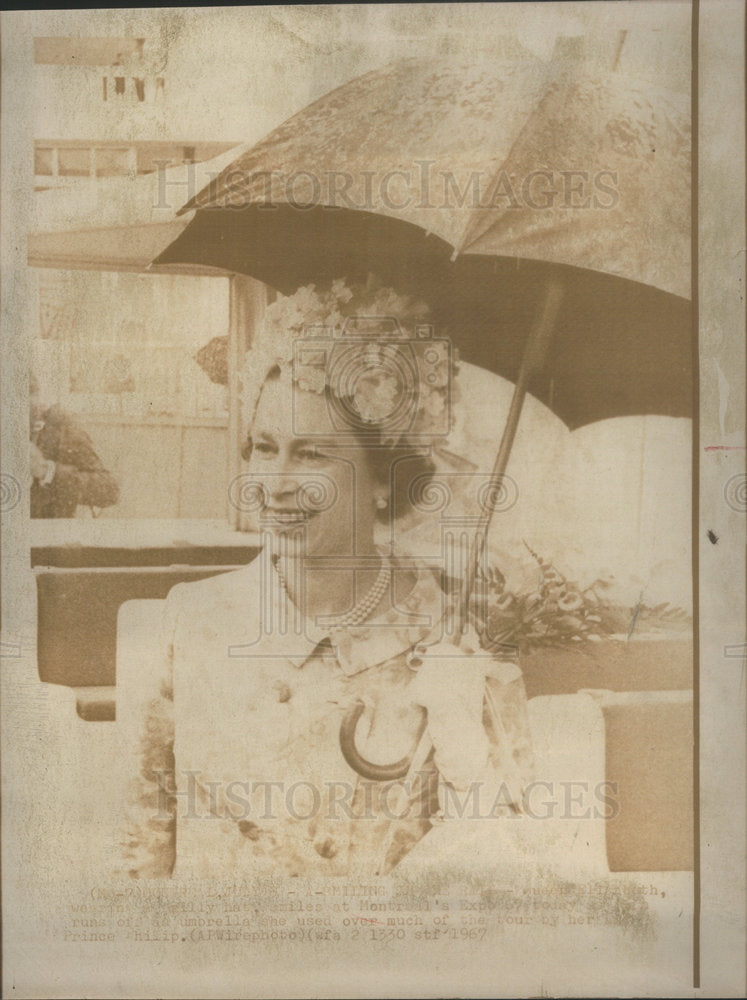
[261, 506, 314, 527]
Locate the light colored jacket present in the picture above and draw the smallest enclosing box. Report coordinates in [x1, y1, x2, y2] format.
[121, 549, 533, 879]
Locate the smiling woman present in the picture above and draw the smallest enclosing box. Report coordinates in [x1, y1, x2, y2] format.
[120, 278, 535, 879]
[245, 372, 384, 567]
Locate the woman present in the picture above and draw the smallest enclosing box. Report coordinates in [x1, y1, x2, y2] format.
[121, 279, 533, 879]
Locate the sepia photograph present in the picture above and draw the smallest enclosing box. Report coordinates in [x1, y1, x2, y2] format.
[1, 3, 744, 997]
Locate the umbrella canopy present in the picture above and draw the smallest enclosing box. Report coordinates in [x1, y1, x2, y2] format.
[153, 55, 692, 429]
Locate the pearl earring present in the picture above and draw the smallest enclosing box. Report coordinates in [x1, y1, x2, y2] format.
[375, 496, 388, 510]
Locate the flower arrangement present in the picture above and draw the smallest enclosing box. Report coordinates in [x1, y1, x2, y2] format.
[471, 542, 691, 654]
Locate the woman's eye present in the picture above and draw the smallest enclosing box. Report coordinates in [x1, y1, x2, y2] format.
[298, 446, 325, 461]
[253, 441, 275, 457]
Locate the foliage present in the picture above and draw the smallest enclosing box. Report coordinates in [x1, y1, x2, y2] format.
[471, 542, 691, 655]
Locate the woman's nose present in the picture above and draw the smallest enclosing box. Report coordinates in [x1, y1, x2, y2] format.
[247, 453, 295, 502]
[267, 477, 299, 505]
[265, 462, 301, 504]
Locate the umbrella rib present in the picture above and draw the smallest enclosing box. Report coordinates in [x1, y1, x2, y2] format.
[455, 64, 569, 256]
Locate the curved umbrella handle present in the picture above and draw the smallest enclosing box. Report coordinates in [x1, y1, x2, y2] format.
[339, 699, 426, 782]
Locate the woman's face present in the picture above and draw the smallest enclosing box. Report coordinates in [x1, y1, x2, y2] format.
[246, 371, 380, 559]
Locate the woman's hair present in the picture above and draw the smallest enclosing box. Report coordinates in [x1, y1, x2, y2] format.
[355, 431, 436, 525]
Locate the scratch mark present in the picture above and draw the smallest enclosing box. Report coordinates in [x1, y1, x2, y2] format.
[627, 591, 645, 640]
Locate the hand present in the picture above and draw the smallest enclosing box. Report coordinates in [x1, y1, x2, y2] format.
[30, 443, 50, 481]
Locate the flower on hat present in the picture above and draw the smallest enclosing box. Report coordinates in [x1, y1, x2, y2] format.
[242, 278, 458, 445]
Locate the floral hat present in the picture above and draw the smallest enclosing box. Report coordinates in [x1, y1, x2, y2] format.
[242, 277, 459, 446]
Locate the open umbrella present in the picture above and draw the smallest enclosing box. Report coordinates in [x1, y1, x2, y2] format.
[154, 53, 692, 428]
[153, 52, 692, 782]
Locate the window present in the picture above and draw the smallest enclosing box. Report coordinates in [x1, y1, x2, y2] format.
[58, 147, 92, 177]
[95, 147, 131, 177]
[33, 270, 233, 519]
[34, 146, 55, 176]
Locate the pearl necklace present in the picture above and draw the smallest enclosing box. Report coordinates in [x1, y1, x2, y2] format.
[274, 558, 390, 628]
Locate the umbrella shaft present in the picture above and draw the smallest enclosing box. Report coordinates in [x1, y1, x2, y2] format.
[457, 279, 564, 634]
